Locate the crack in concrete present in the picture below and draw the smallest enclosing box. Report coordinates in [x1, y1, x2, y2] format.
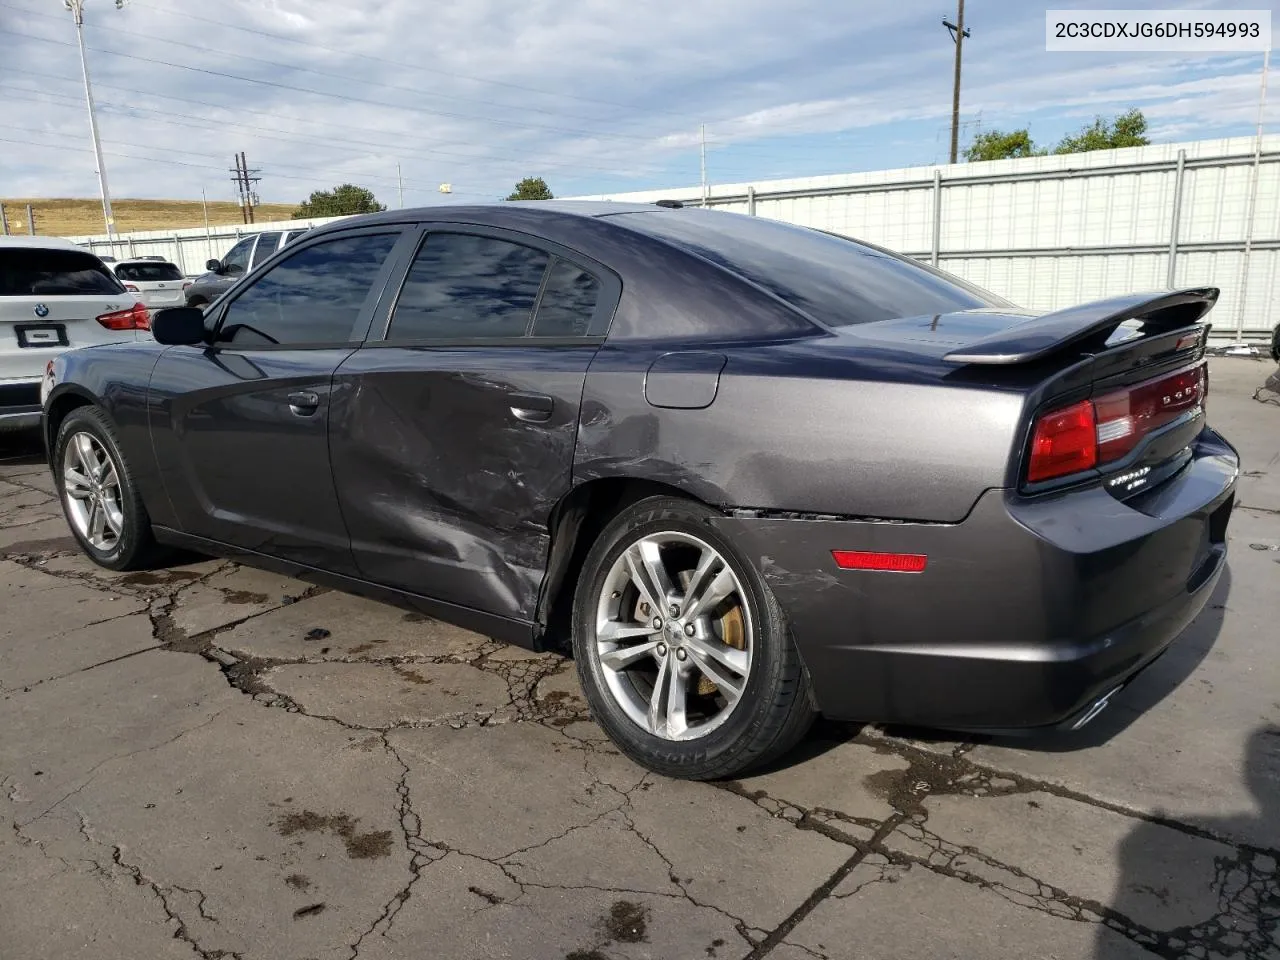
[75, 814, 240, 960]
[9, 525, 1278, 960]
[742, 815, 906, 960]
[3, 643, 162, 696]
[16, 709, 228, 830]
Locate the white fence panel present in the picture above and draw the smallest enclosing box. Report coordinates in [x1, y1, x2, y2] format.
[64, 135, 1280, 340]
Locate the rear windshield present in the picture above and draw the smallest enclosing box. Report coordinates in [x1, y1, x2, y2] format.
[617, 211, 1009, 327]
[0, 248, 125, 296]
[115, 261, 183, 282]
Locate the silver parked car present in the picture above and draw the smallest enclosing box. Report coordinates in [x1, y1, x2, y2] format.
[111, 258, 191, 310]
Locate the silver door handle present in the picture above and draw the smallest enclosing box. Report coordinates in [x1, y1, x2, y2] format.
[287, 390, 320, 416]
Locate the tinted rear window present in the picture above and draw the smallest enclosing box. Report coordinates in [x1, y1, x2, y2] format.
[0, 248, 124, 296]
[532, 259, 600, 337]
[115, 262, 183, 282]
[618, 211, 1007, 327]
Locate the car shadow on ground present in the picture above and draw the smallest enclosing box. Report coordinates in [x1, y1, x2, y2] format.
[756, 565, 1232, 774]
[1097, 723, 1280, 959]
[0, 428, 45, 467]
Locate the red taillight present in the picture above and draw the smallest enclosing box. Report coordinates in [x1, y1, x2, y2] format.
[1093, 364, 1206, 463]
[1027, 399, 1097, 483]
[1027, 362, 1207, 484]
[124, 283, 140, 292]
[182, 281, 192, 290]
[832, 550, 928, 573]
[96, 301, 150, 331]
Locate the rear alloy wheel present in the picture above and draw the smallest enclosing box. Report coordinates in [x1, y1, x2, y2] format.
[573, 496, 815, 779]
[55, 406, 163, 570]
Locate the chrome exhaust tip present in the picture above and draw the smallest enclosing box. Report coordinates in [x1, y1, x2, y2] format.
[1070, 684, 1124, 731]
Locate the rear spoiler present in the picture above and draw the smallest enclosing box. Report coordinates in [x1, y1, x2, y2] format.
[942, 287, 1219, 365]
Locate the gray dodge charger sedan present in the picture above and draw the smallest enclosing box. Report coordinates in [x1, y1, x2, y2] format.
[40, 202, 1237, 779]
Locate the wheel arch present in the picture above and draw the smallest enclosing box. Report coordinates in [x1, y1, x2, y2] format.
[43, 386, 101, 466]
[535, 476, 715, 649]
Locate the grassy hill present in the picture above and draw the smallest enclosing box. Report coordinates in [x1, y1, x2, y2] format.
[0, 198, 299, 237]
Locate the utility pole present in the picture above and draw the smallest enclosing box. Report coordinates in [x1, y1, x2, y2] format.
[943, 0, 970, 165]
[65, 0, 118, 237]
[230, 152, 261, 224]
[699, 124, 708, 207]
[397, 162, 404, 209]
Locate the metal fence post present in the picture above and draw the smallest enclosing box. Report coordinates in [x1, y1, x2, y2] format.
[747, 186, 756, 216]
[26, 204, 35, 235]
[172, 233, 185, 274]
[0, 205, 8, 235]
[1166, 149, 1186, 287]
[931, 169, 943, 266]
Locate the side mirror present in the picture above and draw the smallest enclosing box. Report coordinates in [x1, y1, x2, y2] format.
[205, 258, 222, 273]
[151, 307, 208, 346]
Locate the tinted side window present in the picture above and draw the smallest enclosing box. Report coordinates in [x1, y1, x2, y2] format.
[217, 233, 399, 346]
[532, 259, 600, 337]
[0, 249, 124, 296]
[389, 233, 548, 340]
[220, 238, 254, 275]
[251, 232, 282, 268]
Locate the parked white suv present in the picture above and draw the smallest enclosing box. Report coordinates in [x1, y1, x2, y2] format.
[1, 236, 149, 433]
[111, 257, 191, 310]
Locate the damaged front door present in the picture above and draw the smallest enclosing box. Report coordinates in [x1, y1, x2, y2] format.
[329, 225, 617, 624]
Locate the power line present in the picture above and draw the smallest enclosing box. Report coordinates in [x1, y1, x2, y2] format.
[0, 0, 663, 132]
[1, 131, 494, 200]
[0, 74, 650, 177]
[123, 0, 696, 120]
[0, 3, 846, 165]
[0, 25, 673, 145]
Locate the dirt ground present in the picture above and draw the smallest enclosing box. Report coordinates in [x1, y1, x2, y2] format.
[0, 357, 1277, 960]
[0, 198, 298, 237]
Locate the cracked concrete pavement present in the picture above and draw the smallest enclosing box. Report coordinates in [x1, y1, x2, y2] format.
[1, 356, 1277, 960]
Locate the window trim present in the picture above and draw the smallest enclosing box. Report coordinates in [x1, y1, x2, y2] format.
[249, 231, 283, 270]
[205, 225, 412, 352]
[369, 222, 620, 347]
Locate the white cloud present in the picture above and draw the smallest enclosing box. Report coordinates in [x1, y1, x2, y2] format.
[0, 0, 1273, 214]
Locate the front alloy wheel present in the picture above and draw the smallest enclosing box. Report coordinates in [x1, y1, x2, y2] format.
[573, 496, 815, 780]
[54, 405, 164, 571]
[62, 432, 125, 552]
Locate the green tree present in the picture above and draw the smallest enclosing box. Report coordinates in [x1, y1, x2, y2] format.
[1054, 109, 1149, 155]
[505, 177, 554, 201]
[292, 183, 386, 219]
[964, 128, 1045, 162]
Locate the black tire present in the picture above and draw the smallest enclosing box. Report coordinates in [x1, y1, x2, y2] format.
[572, 495, 816, 780]
[53, 406, 165, 571]
[1271, 323, 1279, 363]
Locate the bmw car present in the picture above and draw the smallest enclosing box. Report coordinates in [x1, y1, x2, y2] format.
[40, 202, 1237, 779]
[2, 236, 149, 434]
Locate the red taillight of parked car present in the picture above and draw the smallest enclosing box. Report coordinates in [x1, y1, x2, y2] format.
[123, 283, 140, 292]
[1027, 362, 1207, 484]
[96, 301, 151, 331]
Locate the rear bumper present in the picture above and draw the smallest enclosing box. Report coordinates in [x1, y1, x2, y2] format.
[714, 428, 1238, 730]
[0, 379, 42, 430]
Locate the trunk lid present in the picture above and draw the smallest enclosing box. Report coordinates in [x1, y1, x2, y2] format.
[842, 288, 1220, 497]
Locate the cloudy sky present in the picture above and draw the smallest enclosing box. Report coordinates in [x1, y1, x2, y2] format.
[0, 0, 1274, 208]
